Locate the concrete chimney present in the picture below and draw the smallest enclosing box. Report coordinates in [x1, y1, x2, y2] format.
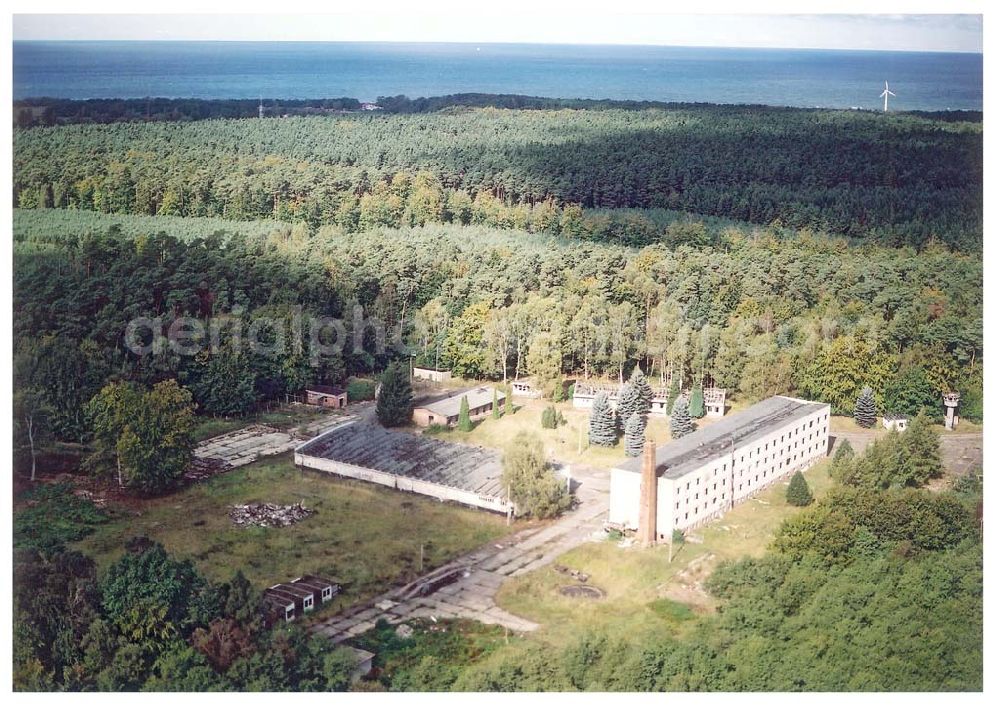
[637, 439, 658, 547]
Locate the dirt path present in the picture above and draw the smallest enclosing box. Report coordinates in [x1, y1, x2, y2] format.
[310, 463, 612, 642]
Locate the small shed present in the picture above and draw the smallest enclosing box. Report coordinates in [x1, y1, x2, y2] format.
[268, 584, 316, 613]
[292, 574, 341, 603]
[883, 414, 910, 432]
[305, 385, 348, 409]
[262, 593, 296, 624]
[348, 647, 375, 680]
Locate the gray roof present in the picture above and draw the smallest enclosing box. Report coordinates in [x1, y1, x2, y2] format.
[615, 396, 827, 480]
[418, 386, 504, 418]
[297, 422, 505, 498]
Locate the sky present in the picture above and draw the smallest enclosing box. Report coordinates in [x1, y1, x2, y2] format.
[11, 12, 984, 53]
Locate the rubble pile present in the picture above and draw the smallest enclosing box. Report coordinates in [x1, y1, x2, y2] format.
[230, 502, 314, 528]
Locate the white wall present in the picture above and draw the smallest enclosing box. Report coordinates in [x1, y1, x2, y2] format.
[295, 451, 510, 514]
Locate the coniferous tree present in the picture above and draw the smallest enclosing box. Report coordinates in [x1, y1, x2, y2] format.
[899, 412, 943, 486]
[829, 439, 856, 481]
[457, 395, 473, 432]
[492, 388, 501, 419]
[786, 471, 814, 506]
[854, 386, 877, 428]
[616, 381, 639, 427]
[665, 377, 680, 417]
[375, 361, 413, 427]
[670, 395, 693, 439]
[618, 366, 654, 425]
[588, 392, 618, 447]
[624, 412, 646, 457]
[504, 384, 514, 416]
[689, 384, 705, 419]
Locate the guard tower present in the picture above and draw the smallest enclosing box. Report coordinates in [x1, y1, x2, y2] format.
[943, 392, 961, 430]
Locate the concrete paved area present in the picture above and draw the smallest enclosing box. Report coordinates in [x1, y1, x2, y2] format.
[310, 463, 611, 641]
[193, 410, 359, 471]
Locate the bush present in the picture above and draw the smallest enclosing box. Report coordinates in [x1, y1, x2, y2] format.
[786, 471, 814, 506]
[540, 405, 565, 429]
[346, 377, 377, 402]
[502, 432, 571, 518]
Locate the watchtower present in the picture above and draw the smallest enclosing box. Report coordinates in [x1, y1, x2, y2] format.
[943, 392, 961, 430]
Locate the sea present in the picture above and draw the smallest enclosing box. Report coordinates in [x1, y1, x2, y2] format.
[13, 41, 984, 112]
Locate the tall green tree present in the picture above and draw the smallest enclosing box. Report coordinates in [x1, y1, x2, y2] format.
[588, 392, 618, 447]
[375, 361, 413, 427]
[86, 380, 195, 494]
[899, 412, 943, 487]
[457, 396, 473, 432]
[786, 471, 814, 506]
[624, 412, 646, 458]
[670, 396, 694, 439]
[501, 432, 570, 519]
[854, 386, 877, 428]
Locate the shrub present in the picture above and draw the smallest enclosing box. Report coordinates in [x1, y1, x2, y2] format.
[541, 405, 565, 429]
[786, 471, 814, 506]
[346, 377, 377, 402]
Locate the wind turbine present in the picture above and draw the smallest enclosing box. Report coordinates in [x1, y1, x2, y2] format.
[880, 80, 896, 112]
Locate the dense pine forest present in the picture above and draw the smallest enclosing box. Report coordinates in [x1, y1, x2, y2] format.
[14, 210, 982, 444]
[13, 104, 982, 249]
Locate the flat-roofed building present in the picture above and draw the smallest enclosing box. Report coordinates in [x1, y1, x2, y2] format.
[412, 386, 505, 427]
[609, 395, 830, 541]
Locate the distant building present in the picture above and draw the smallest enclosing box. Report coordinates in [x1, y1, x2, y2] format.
[511, 379, 541, 398]
[412, 366, 452, 383]
[574, 381, 722, 418]
[882, 414, 910, 432]
[412, 386, 505, 427]
[609, 396, 830, 540]
[359, 102, 383, 111]
[305, 385, 348, 409]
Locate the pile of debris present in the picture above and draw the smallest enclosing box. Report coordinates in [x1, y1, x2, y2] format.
[230, 502, 313, 528]
[554, 564, 589, 583]
[184, 456, 231, 483]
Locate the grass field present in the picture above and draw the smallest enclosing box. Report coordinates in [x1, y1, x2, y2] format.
[74, 455, 516, 614]
[494, 459, 835, 648]
[423, 395, 735, 467]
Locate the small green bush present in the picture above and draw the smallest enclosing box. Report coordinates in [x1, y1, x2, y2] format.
[347, 377, 377, 401]
[541, 405, 566, 429]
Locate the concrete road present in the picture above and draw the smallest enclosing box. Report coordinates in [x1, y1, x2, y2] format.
[310, 463, 612, 642]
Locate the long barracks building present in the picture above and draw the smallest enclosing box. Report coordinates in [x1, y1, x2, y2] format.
[609, 395, 830, 542]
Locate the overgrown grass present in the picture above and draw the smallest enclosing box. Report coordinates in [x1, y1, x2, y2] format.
[14, 483, 108, 552]
[425, 396, 734, 467]
[191, 403, 339, 441]
[73, 455, 515, 611]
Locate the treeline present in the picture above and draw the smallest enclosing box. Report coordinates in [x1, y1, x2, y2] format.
[13, 212, 982, 454]
[13, 104, 982, 249]
[14, 96, 363, 127]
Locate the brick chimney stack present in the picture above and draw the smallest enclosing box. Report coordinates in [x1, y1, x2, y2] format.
[637, 439, 658, 547]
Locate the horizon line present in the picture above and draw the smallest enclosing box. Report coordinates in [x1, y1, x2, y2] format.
[11, 38, 985, 55]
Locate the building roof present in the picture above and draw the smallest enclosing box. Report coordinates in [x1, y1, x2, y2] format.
[417, 386, 504, 418]
[306, 384, 346, 396]
[297, 421, 505, 498]
[614, 396, 828, 480]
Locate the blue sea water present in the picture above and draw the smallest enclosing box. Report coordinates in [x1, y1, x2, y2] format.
[12, 41, 983, 111]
